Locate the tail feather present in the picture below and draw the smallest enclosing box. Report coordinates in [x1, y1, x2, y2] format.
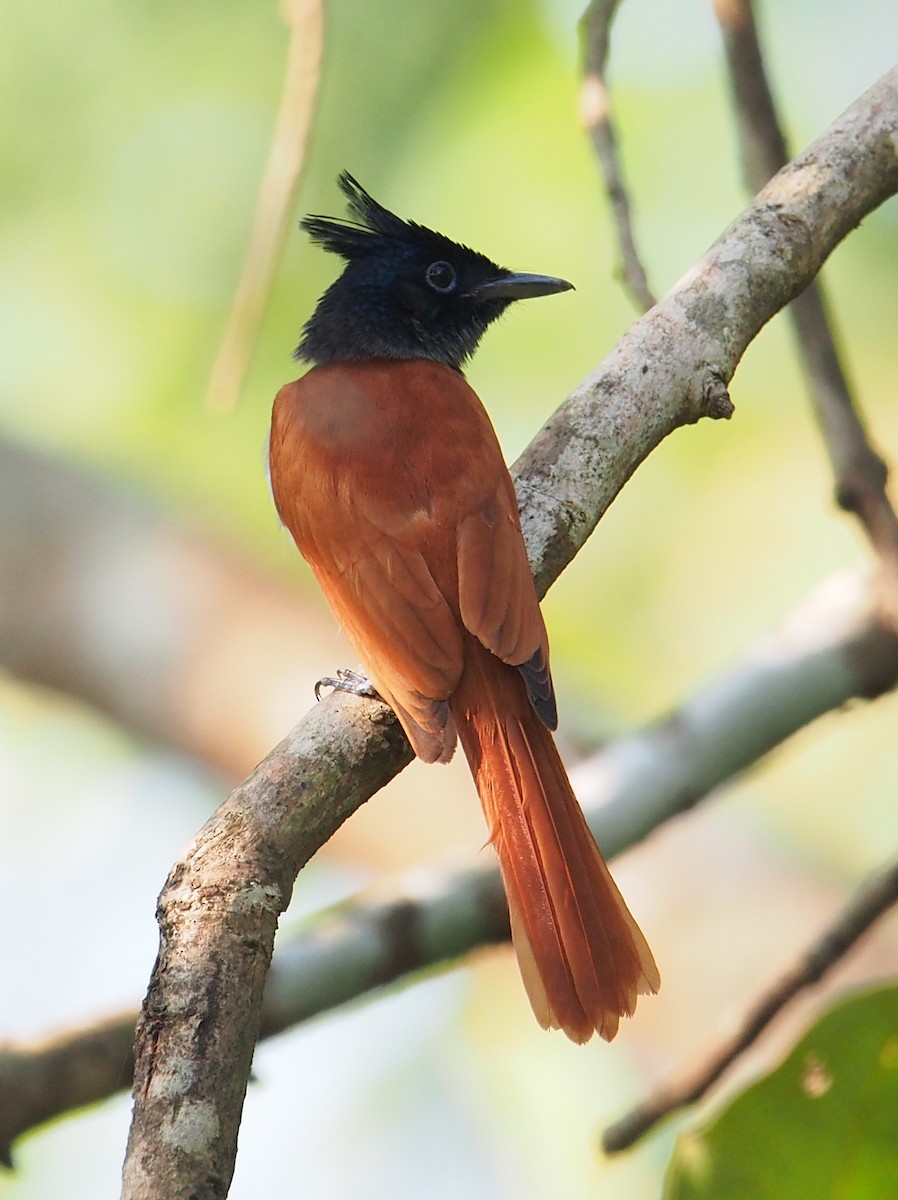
[452, 642, 659, 1043]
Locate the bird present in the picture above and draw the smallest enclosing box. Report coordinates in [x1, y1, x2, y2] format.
[269, 172, 659, 1042]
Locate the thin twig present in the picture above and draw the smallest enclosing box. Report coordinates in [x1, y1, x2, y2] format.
[5, 572, 897, 1160]
[205, 0, 323, 414]
[579, 0, 657, 311]
[603, 855, 898, 1153]
[713, 0, 898, 620]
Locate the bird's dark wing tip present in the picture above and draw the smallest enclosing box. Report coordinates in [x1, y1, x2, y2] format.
[517, 648, 557, 730]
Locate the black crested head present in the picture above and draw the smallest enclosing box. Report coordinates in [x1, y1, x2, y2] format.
[295, 172, 573, 371]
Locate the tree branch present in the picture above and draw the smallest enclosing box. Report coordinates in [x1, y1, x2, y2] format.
[119, 73, 898, 1198]
[119, 691, 412, 1198]
[0, 438, 336, 780]
[579, 0, 657, 311]
[603, 853, 898, 1153]
[5, 569, 895, 1162]
[713, 0, 898, 618]
[517, 67, 898, 595]
[0, 1013, 136, 1169]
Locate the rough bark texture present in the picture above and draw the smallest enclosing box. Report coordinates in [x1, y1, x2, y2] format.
[515, 67, 898, 594]
[120, 694, 412, 1199]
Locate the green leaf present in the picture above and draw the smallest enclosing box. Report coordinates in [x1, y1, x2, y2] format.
[664, 983, 898, 1200]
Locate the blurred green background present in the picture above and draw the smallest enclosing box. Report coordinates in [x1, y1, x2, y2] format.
[2, 0, 897, 1197]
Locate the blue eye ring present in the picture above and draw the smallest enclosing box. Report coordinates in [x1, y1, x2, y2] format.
[425, 261, 457, 293]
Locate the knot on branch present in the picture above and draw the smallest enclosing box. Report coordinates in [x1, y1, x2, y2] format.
[702, 368, 735, 420]
[835, 458, 890, 516]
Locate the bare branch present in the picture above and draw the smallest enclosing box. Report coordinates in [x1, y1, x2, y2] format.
[0, 1013, 135, 1169]
[119, 691, 412, 1198]
[120, 74, 898, 1198]
[713, 0, 898, 617]
[0, 439, 338, 779]
[603, 854, 898, 1153]
[516, 66, 898, 596]
[580, 0, 657, 311]
[712, 0, 790, 188]
[6, 571, 896, 1160]
[205, 0, 323, 414]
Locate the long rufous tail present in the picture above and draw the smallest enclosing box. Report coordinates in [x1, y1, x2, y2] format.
[451, 640, 659, 1043]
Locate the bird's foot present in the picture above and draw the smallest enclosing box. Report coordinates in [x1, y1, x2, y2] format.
[314, 668, 381, 702]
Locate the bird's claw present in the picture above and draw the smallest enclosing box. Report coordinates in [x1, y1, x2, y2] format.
[314, 668, 380, 701]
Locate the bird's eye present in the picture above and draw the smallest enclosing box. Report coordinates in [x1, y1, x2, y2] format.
[425, 261, 457, 293]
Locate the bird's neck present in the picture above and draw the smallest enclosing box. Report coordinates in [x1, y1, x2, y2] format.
[296, 283, 485, 371]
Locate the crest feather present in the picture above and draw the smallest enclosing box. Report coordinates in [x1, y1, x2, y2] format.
[300, 171, 414, 260]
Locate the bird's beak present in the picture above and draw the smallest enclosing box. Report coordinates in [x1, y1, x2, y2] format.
[469, 272, 574, 301]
